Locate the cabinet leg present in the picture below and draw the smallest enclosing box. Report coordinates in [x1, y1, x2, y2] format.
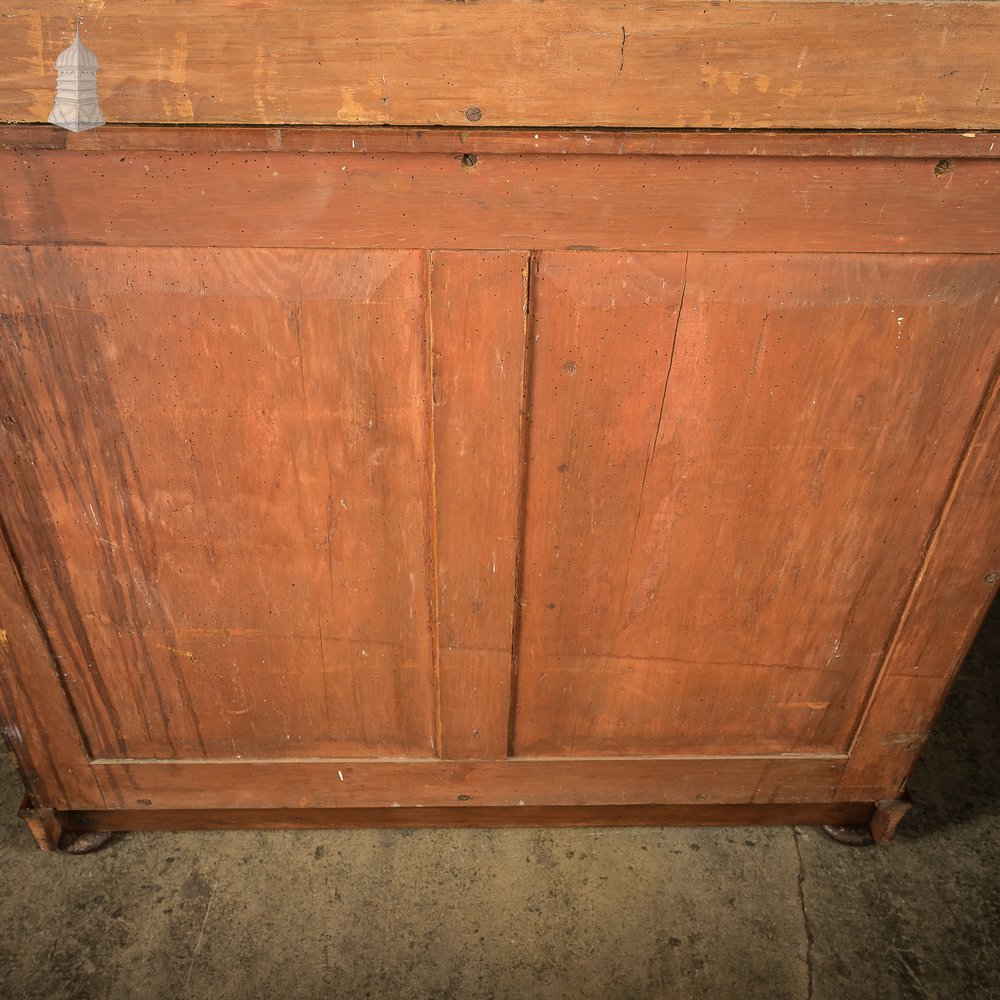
[17, 795, 116, 853]
[822, 795, 912, 846]
[17, 794, 62, 852]
[869, 796, 912, 845]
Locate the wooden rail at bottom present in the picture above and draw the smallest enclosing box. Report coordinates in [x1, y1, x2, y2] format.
[57, 802, 875, 833]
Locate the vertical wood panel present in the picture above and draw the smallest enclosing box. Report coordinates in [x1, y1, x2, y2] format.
[836, 370, 1000, 800]
[513, 252, 1000, 757]
[0, 246, 437, 760]
[513, 251, 688, 752]
[432, 251, 529, 759]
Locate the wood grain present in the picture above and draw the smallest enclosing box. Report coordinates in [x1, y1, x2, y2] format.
[836, 369, 1000, 801]
[41, 126, 1000, 160]
[0, 529, 100, 810]
[513, 252, 1000, 757]
[17, 795, 62, 851]
[869, 798, 913, 844]
[3, 123, 1000, 827]
[59, 801, 875, 833]
[0, 245, 438, 760]
[91, 755, 847, 811]
[0, 2, 997, 129]
[4, 149, 999, 254]
[432, 252, 530, 759]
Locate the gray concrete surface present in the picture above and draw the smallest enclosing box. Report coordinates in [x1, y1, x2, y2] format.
[1, 602, 997, 1000]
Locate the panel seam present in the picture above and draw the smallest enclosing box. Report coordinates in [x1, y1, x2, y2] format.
[426, 250, 443, 758]
[505, 251, 538, 758]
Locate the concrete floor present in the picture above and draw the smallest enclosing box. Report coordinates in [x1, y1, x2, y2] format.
[1, 605, 997, 1000]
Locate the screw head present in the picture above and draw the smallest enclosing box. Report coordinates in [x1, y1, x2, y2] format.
[465, 106, 483, 123]
[986, 572, 998, 585]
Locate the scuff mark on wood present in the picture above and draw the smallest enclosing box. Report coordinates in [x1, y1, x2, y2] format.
[156, 642, 197, 662]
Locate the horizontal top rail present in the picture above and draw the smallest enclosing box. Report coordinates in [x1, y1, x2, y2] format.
[2, 1, 998, 130]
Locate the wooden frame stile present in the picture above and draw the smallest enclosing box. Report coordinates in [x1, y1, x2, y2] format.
[0, 525, 105, 849]
[835, 367, 1000, 804]
[0, 124, 999, 846]
[431, 250, 530, 762]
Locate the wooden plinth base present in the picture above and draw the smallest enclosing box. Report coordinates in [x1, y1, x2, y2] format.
[15, 801, 878, 843]
[18, 798, 920, 851]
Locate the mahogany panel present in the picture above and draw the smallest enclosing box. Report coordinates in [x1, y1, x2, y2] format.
[0, 245, 438, 760]
[91, 755, 847, 811]
[837, 372, 1000, 801]
[59, 801, 875, 833]
[514, 252, 1000, 757]
[3, 150, 1000, 254]
[432, 252, 530, 759]
[0, 2, 997, 129]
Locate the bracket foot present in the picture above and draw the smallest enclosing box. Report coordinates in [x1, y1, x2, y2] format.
[823, 795, 912, 846]
[18, 795, 117, 853]
[17, 795, 62, 852]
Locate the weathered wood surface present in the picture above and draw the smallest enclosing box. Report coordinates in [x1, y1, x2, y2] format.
[6, 127, 1000, 160]
[837, 367, 1000, 801]
[1, 2, 998, 129]
[432, 252, 530, 760]
[0, 245, 439, 760]
[3, 149, 1000, 254]
[16, 795, 62, 851]
[59, 801, 875, 832]
[7, 127, 1000, 160]
[3, 128, 1000, 828]
[513, 252, 1000, 756]
[0, 532, 101, 809]
[92, 756, 848, 810]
